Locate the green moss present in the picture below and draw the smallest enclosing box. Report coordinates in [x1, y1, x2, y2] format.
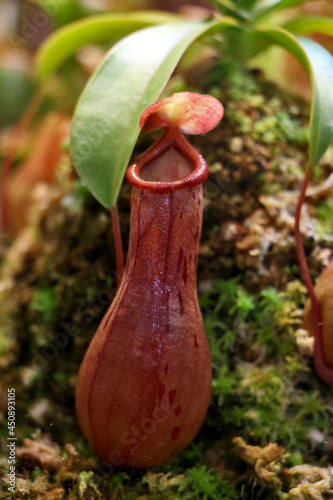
[230, 288, 256, 319]
[258, 172, 281, 194]
[316, 197, 333, 240]
[226, 70, 261, 100]
[227, 108, 253, 134]
[179, 466, 237, 499]
[253, 110, 307, 146]
[285, 451, 303, 467]
[30, 468, 43, 481]
[31, 288, 58, 323]
[52, 372, 67, 382]
[199, 278, 333, 456]
[77, 471, 102, 497]
[222, 69, 309, 149]
[228, 104, 308, 146]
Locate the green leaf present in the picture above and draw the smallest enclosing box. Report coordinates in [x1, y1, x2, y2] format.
[297, 36, 333, 167]
[35, 11, 182, 81]
[71, 21, 219, 208]
[211, 0, 252, 21]
[250, 28, 333, 167]
[239, 0, 260, 11]
[253, 0, 310, 20]
[283, 17, 333, 37]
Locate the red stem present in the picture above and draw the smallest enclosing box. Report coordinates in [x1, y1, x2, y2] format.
[294, 165, 333, 384]
[0, 90, 44, 233]
[111, 203, 124, 290]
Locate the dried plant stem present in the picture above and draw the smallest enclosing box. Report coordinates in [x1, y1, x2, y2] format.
[0, 89, 44, 233]
[294, 165, 333, 383]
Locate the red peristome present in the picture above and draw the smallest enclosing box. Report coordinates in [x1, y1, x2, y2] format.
[126, 127, 208, 193]
[139, 92, 223, 135]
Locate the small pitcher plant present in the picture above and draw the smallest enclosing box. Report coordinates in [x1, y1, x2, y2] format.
[75, 92, 223, 468]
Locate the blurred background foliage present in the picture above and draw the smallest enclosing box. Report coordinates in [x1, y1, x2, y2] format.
[0, 0, 332, 129]
[0, 0, 212, 127]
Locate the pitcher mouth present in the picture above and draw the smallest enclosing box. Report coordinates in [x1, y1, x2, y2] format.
[126, 128, 209, 193]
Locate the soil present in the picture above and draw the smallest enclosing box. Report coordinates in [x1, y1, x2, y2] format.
[0, 69, 332, 499]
